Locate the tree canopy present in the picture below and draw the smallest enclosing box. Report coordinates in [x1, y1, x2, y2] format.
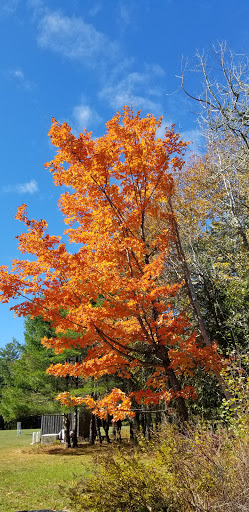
[0, 107, 224, 421]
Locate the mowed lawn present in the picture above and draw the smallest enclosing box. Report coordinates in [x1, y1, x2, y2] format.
[0, 429, 96, 512]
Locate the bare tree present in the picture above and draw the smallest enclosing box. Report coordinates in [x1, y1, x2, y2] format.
[180, 42, 249, 250]
[181, 42, 249, 150]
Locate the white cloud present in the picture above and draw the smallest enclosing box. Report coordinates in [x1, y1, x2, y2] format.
[33, 6, 167, 119]
[9, 68, 33, 90]
[117, 2, 133, 26]
[12, 69, 24, 80]
[89, 3, 102, 17]
[99, 68, 164, 114]
[2, 180, 38, 195]
[27, 0, 44, 10]
[144, 63, 166, 78]
[73, 104, 102, 131]
[0, 0, 20, 16]
[37, 11, 119, 66]
[17, 180, 38, 194]
[114, 0, 137, 33]
[100, 87, 160, 113]
[27, 0, 47, 21]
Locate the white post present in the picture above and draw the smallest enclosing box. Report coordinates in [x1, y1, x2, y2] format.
[31, 431, 41, 444]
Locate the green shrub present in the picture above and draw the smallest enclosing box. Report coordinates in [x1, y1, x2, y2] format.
[65, 444, 180, 512]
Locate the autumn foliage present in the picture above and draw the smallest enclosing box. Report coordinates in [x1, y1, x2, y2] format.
[0, 107, 222, 420]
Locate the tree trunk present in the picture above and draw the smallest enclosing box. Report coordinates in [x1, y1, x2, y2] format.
[158, 344, 189, 422]
[96, 417, 102, 444]
[166, 366, 189, 422]
[169, 199, 232, 402]
[145, 410, 152, 440]
[89, 414, 96, 445]
[129, 418, 135, 441]
[141, 412, 146, 437]
[102, 417, 111, 443]
[63, 413, 71, 449]
[155, 412, 161, 431]
[112, 420, 122, 441]
[72, 407, 78, 448]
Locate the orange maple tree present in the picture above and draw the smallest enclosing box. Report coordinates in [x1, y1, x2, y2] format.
[0, 107, 222, 421]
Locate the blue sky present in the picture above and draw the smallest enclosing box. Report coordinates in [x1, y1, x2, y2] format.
[0, 0, 249, 348]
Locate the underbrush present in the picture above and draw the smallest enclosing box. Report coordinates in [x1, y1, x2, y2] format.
[64, 421, 249, 512]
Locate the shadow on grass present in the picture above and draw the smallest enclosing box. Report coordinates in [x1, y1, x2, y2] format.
[24, 440, 132, 456]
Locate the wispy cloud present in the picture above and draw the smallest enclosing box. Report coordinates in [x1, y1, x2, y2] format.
[37, 11, 119, 67]
[32, 5, 167, 119]
[2, 180, 38, 195]
[32, 5, 191, 144]
[26, 0, 46, 21]
[0, 0, 20, 16]
[8, 68, 34, 90]
[88, 3, 102, 17]
[116, 1, 134, 27]
[99, 66, 166, 114]
[72, 104, 102, 131]
[27, 0, 45, 11]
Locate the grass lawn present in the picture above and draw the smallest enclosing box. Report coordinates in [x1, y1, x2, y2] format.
[0, 427, 128, 512]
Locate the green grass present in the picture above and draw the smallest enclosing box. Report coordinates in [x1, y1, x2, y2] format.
[0, 429, 92, 512]
[0, 428, 35, 451]
[0, 426, 130, 512]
